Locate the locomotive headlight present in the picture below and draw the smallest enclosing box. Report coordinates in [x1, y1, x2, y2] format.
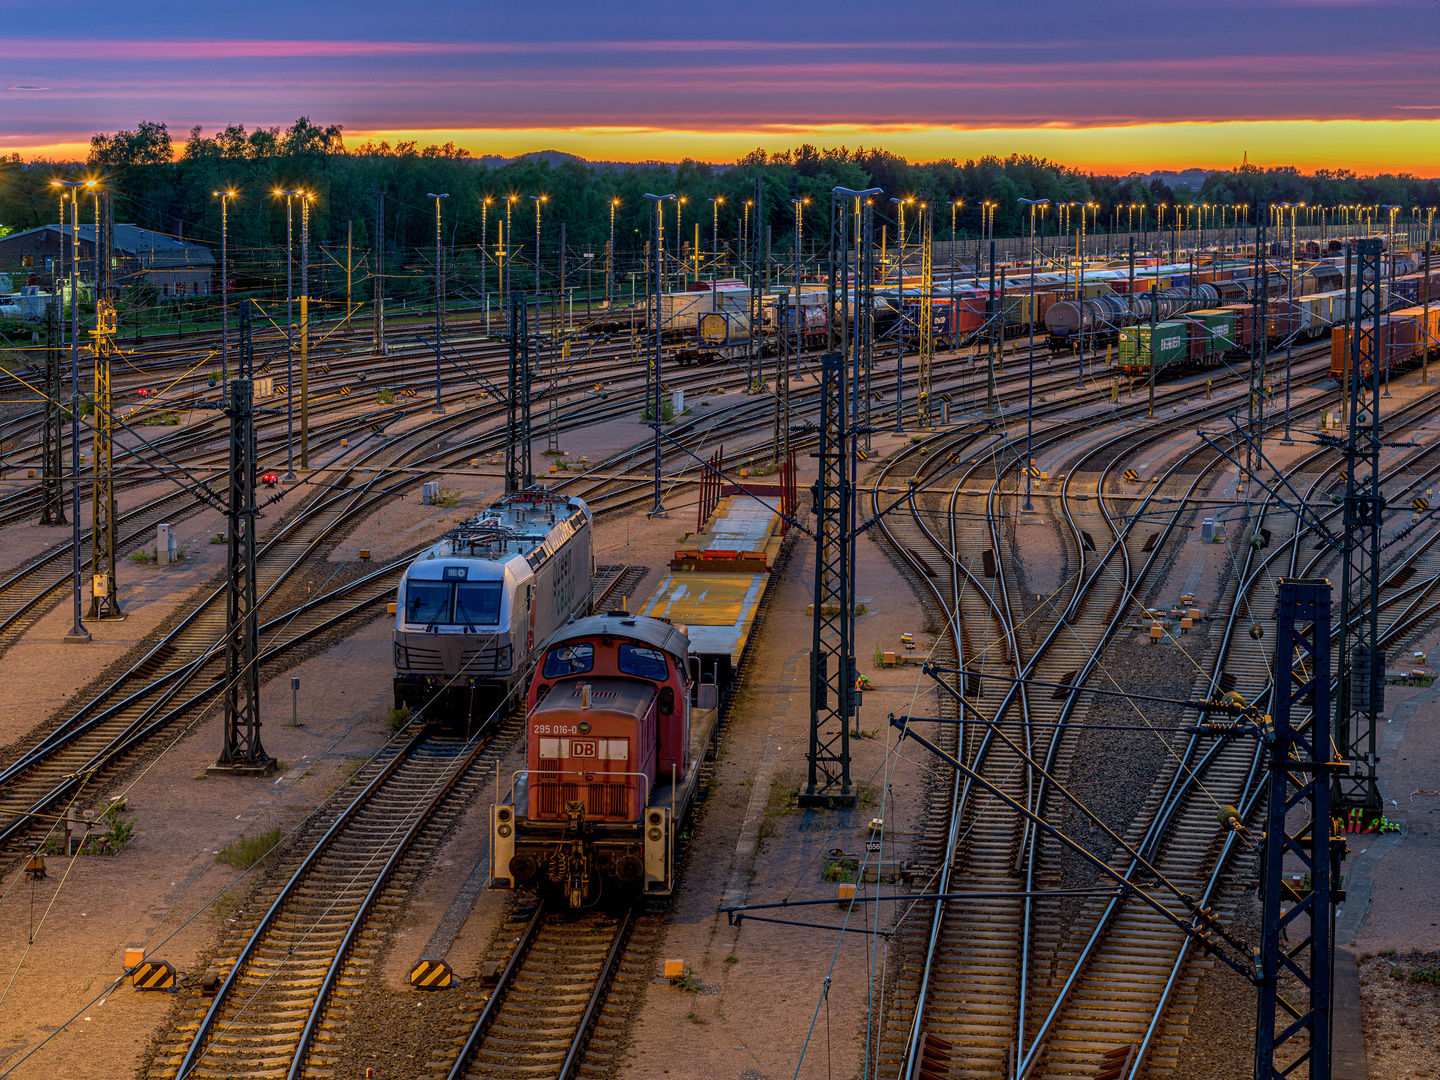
[648, 827, 663, 842]
[577, 720, 591, 734]
[497, 824, 512, 838]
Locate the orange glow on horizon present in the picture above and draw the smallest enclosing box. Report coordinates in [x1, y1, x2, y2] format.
[5, 119, 1439, 176]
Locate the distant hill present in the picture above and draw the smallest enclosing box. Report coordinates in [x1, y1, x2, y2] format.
[473, 150, 731, 173]
[1140, 168, 1216, 188]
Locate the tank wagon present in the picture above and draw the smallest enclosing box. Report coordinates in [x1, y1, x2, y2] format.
[392, 488, 593, 727]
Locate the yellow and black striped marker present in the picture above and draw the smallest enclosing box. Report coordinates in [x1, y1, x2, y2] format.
[339, 386, 350, 396]
[856, 449, 868, 461]
[321, 364, 330, 374]
[1123, 469, 1139, 482]
[1415, 497, 1430, 512]
[133, 959, 177, 991]
[1028, 466, 1041, 478]
[409, 957, 454, 990]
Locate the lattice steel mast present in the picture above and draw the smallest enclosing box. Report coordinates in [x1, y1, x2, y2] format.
[505, 295, 533, 493]
[919, 199, 935, 425]
[1334, 237, 1385, 812]
[1255, 577, 1344, 1079]
[40, 302, 66, 526]
[212, 309, 272, 774]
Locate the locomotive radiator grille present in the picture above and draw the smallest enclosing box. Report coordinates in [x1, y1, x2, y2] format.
[397, 643, 513, 675]
[536, 778, 635, 820]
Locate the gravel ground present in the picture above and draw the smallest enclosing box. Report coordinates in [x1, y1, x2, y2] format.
[1356, 950, 1440, 1078]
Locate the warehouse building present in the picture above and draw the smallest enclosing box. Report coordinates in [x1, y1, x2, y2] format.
[0, 223, 214, 297]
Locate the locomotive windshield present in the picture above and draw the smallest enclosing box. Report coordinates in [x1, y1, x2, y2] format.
[544, 643, 593, 677]
[618, 643, 668, 680]
[404, 581, 450, 624]
[455, 582, 503, 624]
[403, 579, 503, 626]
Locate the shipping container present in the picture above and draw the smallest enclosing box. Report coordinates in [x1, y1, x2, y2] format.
[1183, 309, 1237, 356]
[1331, 321, 1394, 379]
[1387, 306, 1440, 355]
[1117, 320, 1188, 373]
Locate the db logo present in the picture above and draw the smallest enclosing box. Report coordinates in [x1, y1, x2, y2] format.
[570, 740, 598, 758]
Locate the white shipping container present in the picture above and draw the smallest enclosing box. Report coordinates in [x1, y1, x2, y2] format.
[658, 292, 710, 332]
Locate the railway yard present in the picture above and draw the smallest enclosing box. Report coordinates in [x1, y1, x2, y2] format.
[2, 233, 1440, 1080]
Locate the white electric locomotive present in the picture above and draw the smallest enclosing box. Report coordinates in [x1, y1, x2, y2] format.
[393, 488, 593, 726]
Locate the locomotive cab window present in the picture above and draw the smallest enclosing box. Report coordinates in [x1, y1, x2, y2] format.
[404, 581, 451, 625]
[544, 643, 594, 677]
[455, 581, 502, 624]
[618, 643, 668, 681]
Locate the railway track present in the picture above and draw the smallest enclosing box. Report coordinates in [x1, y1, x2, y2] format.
[145, 722, 512, 1080]
[1015, 388, 1440, 1077]
[865, 343, 1374, 1078]
[435, 901, 639, 1080]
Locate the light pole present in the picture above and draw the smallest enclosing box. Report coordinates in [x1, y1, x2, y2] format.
[709, 196, 724, 283]
[504, 195, 518, 313]
[427, 193, 449, 413]
[675, 197, 688, 289]
[787, 196, 808, 436]
[299, 192, 315, 468]
[274, 188, 305, 480]
[608, 197, 620, 307]
[51, 177, 96, 643]
[212, 189, 237, 406]
[1018, 197, 1049, 512]
[1277, 202, 1304, 442]
[530, 194, 547, 302]
[479, 196, 492, 330]
[643, 193, 676, 517]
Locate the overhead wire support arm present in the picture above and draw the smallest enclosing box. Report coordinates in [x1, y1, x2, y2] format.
[1196, 421, 1343, 549]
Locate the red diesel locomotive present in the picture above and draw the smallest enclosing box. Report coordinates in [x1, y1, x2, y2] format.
[490, 613, 719, 908]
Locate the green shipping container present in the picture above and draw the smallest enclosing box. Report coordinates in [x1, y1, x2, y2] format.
[1185, 309, 1236, 356]
[1205, 312, 1236, 355]
[1120, 321, 1188, 369]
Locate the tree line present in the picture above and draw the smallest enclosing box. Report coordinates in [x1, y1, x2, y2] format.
[2, 117, 1437, 304]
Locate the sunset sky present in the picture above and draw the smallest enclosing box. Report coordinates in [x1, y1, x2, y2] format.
[4, 0, 1440, 173]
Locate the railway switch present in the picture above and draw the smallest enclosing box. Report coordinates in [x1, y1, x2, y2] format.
[409, 958, 454, 990]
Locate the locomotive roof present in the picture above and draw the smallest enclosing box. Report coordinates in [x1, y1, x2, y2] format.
[557, 614, 690, 660]
[409, 489, 589, 572]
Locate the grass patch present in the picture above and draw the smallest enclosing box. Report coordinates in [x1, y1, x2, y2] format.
[376, 387, 395, 405]
[215, 827, 285, 870]
[433, 486, 462, 509]
[387, 705, 413, 733]
[670, 966, 702, 992]
[765, 772, 801, 815]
